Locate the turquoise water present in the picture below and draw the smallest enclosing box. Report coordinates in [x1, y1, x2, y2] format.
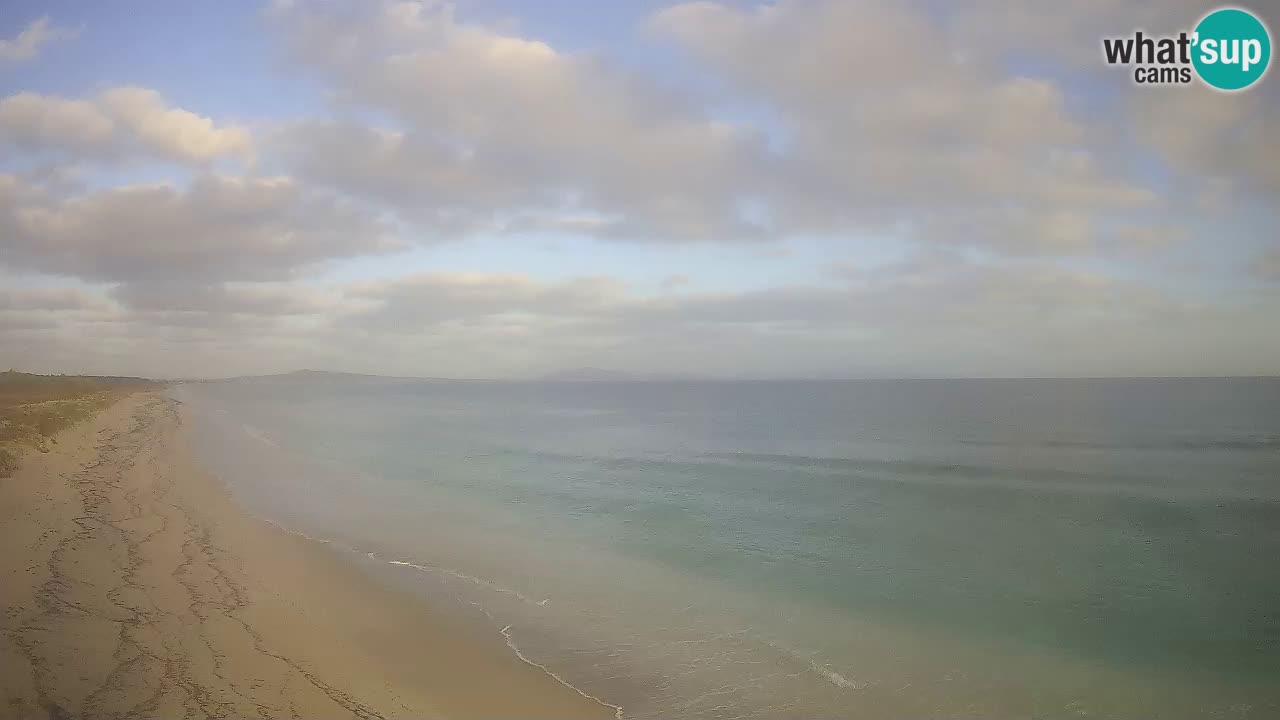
[177, 377, 1280, 719]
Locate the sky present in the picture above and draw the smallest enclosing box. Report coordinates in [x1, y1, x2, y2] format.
[0, 0, 1277, 379]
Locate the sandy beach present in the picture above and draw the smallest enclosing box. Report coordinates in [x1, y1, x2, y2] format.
[0, 392, 616, 720]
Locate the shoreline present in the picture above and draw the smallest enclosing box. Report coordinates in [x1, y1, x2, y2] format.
[0, 392, 617, 719]
[222, 479, 627, 720]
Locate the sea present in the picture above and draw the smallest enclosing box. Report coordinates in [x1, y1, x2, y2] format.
[174, 376, 1280, 719]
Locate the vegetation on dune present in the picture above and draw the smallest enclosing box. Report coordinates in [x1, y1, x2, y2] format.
[0, 371, 159, 478]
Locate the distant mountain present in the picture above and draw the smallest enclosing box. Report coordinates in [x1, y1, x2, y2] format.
[279, 369, 375, 380]
[538, 368, 700, 382]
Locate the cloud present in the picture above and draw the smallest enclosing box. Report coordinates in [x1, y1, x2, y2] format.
[950, 0, 1218, 66]
[0, 285, 116, 352]
[0, 16, 77, 63]
[961, 0, 1280, 209]
[270, 0, 769, 242]
[0, 286, 109, 312]
[98, 87, 255, 165]
[0, 94, 114, 152]
[347, 272, 625, 329]
[0, 87, 253, 166]
[1, 0, 1277, 379]
[1131, 84, 1280, 201]
[262, 0, 1269, 258]
[650, 0, 1163, 253]
[0, 173, 398, 285]
[1255, 249, 1280, 283]
[311, 256, 1275, 378]
[3, 256, 1277, 378]
[110, 282, 342, 315]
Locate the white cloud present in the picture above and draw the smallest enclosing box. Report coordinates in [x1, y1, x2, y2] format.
[99, 87, 254, 165]
[347, 272, 626, 329]
[260, 0, 1269, 260]
[0, 173, 398, 285]
[0, 87, 254, 166]
[110, 281, 343, 315]
[1256, 249, 1280, 283]
[3, 256, 1277, 378]
[0, 93, 114, 151]
[1131, 85, 1280, 201]
[1, 0, 1277, 378]
[271, 0, 768, 242]
[0, 16, 77, 63]
[0, 286, 110, 312]
[308, 257, 1278, 378]
[651, 0, 1162, 253]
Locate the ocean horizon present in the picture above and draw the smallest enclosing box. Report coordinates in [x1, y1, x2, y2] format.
[177, 376, 1280, 719]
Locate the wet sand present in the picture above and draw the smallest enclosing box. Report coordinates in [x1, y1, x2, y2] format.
[0, 392, 616, 719]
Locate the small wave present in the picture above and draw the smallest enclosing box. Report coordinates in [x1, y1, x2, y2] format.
[237, 511, 622, 716]
[251, 512, 356, 551]
[980, 435, 1280, 452]
[239, 423, 279, 448]
[495, 618, 626, 720]
[377, 557, 550, 608]
[1172, 436, 1280, 451]
[810, 662, 858, 689]
[759, 638, 864, 691]
[375, 565, 624, 718]
[708, 452, 1043, 482]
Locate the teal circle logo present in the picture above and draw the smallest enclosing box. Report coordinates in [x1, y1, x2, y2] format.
[1192, 8, 1271, 91]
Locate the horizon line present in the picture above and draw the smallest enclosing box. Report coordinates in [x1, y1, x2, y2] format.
[9, 368, 1280, 383]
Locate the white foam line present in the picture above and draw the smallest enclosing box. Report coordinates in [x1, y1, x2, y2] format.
[757, 637, 863, 690]
[379, 558, 549, 608]
[200, 468, 625, 717]
[239, 423, 280, 448]
[493, 614, 626, 720]
[809, 661, 858, 689]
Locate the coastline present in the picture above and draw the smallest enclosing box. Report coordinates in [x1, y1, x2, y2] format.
[0, 392, 616, 719]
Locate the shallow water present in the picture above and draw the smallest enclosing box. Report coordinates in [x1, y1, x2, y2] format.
[176, 377, 1280, 719]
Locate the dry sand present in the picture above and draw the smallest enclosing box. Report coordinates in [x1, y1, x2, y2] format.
[0, 392, 616, 719]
